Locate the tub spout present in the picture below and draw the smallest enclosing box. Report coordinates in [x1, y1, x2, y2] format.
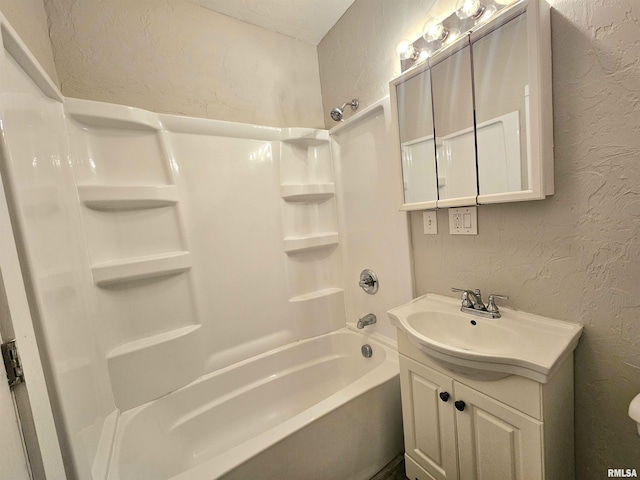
[357, 313, 377, 329]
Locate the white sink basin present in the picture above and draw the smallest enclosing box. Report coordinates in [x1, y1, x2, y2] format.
[388, 294, 583, 383]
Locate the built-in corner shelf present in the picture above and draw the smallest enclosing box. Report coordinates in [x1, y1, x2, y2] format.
[283, 232, 339, 254]
[107, 324, 201, 360]
[78, 185, 179, 211]
[280, 184, 335, 202]
[65, 98, 162, 131]
[280, 128, 330, 146]
[106, 323, 202, 411]
[289, 287, 344, 303]
[92, 251, 192, 287]
[288, 288, 346, 334]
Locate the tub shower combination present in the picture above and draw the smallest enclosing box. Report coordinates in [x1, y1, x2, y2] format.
[0, 18, 411, 480]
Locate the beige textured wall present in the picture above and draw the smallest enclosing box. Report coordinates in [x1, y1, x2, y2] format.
[43, 0, 324, 128]
[320, 0, 640, 477]
[318, 0, 438, 126]
[0, 0, 59, 86]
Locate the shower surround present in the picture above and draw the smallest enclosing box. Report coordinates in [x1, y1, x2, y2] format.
[0, 17, 411, 479]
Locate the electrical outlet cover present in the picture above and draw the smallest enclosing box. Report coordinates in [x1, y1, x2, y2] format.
[449, 206, 477, 235]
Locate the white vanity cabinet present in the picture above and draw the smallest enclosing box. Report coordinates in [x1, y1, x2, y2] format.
[397, 333, 575, 480]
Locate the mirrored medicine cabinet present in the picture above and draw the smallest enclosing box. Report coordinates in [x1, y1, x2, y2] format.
[390, 0, 554, 211]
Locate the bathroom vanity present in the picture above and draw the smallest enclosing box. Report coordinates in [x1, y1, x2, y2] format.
[388, 294, 582, 480]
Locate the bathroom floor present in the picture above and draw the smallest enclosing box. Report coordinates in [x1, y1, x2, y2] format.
[370, 454, 408, 480]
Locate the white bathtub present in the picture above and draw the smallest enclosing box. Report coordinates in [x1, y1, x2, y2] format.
[106, 329, 403, 480]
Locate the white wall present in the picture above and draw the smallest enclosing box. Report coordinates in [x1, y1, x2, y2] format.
[43, 0, 325, 128]
[167, 130, 293, 371]
[0, 30, 115, 480]
[319, 0, 640, 476]
[331, 98, 413, 344]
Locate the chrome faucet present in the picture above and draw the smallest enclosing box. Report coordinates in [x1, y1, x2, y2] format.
[452, 288, 485, 310]
[357, 313, 377, 329]
[452, 288, 509, 319]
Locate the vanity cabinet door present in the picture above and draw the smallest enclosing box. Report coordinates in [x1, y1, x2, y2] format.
[400, 356, 458, 480]
[454, 382, 543, 480]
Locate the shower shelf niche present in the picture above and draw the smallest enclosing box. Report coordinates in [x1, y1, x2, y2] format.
[279, 127, 345, 331]
[63, 98, 205, 412]
[91, 251, 192, 287]
[66, 98, 162, 131]
[281, 128, 330, 146]
[283, 232, 339, 253]
[289, 287, 344, 303]
[280, 184, 335, 202]
[78, 185, 179, 210]
[106, 323, 202, 411]
[288, 288, 345, 336]
[107, 324, 201, 359]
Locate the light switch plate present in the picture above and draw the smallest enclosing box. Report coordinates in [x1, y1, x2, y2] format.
[449, 206, 478, 235]
[423, 211, 437, 234]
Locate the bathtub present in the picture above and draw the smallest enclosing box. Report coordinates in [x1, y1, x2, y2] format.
[105, 329, 403, 480]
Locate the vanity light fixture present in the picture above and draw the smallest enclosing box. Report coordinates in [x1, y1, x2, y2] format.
[397, 0, 515, 71]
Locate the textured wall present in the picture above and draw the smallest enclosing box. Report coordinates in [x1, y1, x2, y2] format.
[43, 0, 324, 128]
[0, 0, 59, 86]
[320, 0, 640, 477]
[318, 0, 439, 127]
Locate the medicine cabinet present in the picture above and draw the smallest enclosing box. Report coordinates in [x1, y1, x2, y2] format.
[390, 0, 553, 211]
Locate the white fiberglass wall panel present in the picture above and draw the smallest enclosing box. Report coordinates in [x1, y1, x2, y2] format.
[331, 98, 413, 343]
[167, 132, 293, 372]
[0, 43, 115, 480]
[63, 99, 205, 413]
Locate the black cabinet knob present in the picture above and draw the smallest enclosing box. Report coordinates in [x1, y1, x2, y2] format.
[439, 391, 450, 402]
[455, 400, 466, 411]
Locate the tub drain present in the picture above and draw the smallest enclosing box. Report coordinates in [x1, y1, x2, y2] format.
[361, 344, 373, 358]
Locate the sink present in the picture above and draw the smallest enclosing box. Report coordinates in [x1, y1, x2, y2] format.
[388, 294, 583, 383]
[406, 311, 520, 355]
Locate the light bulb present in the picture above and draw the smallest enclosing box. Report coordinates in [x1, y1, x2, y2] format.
[423, 19, 448, 43]
[417, 50, 430, 63]
[477, 4, 497, 23]
[456, 0, 485, 20]
[444, 29, 461, 45]
[396, 40, 418, 61]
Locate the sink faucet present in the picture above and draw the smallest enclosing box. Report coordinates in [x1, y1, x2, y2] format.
[357, 313, 377, 329]
[452, 288, 485, 310]
[452, 288, 509, 319]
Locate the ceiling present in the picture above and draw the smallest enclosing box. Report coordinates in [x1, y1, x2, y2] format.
[189, 0, 357, 45]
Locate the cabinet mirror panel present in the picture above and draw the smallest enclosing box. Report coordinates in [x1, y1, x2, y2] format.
[395, 69, 438, 205]
[431, 44, 477, 203]
[473, 12, 530, 196]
